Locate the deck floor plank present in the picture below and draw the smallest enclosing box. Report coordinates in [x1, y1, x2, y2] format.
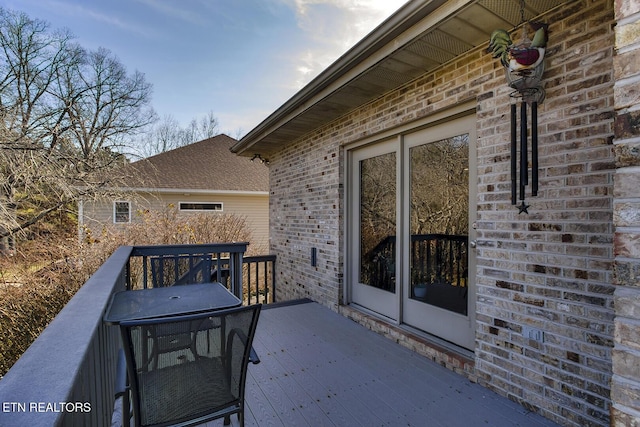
[253, 341, 328, 425]
[252, 310, 357, 426]
[202, 301, 561, 427]
[263, 305, 415, 426]
[251, 319, 342, 426]
[269, 303, 469, 426]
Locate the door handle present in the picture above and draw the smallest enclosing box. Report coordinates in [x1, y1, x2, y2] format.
[469, 239, 477, 248]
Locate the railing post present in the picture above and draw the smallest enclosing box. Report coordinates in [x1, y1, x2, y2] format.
[231, 250, 244, 301]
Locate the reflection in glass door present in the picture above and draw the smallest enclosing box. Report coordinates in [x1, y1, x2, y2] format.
[360, 152, 396, 293]
[409, 137, 469, 315]
[350, 140, 399, 321]
[402, 115, 476, 350]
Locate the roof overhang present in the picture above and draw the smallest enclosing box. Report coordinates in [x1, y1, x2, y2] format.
[232, 0, 563, 157]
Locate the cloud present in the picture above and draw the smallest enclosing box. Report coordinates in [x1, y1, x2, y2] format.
[39, 0, 155, 39]
[280, 0, 406, 89]
[292, 0, 402, 37]
[134, 0, 207, 27]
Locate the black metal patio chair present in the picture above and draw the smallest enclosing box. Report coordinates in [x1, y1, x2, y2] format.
[116, 304, 261, 427]
[147, 254, 233, 367]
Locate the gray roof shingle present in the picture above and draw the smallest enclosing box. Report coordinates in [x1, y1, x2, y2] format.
[124, 134, 268, 193]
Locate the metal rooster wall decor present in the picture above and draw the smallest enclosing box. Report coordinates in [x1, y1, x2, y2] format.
[488, 21, 548, 214]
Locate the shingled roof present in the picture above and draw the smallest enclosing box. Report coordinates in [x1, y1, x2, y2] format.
[124, 134, 268, 193]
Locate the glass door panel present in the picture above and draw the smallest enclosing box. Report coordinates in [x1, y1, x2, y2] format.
[350, 140, 399, 321]
[360, 152, 397, 293]
[402, 114, 476, 350]
[409, 136, 469, 315]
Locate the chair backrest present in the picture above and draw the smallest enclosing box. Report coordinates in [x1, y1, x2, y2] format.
[149, 254, 213, 287]
[119, 304, 261, 427]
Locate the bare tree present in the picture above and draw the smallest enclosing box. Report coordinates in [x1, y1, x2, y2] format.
[0, 11, 79, 149]
[410, 136, 469, 236]
[141, 110, 221, 157]
[184, 110, 219, 143]
[139, 114, 182, 157]
[0, 8, 155, 250]
[62, 47, 155, 159]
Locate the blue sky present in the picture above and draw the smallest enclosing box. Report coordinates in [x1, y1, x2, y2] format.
[4, 0, 407, 137]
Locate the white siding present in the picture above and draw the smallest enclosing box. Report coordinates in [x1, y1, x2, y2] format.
[81, 191, 269, 252]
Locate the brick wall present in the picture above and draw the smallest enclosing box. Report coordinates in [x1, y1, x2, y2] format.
[475, 2, 616, 425]
[611, 0, 640, 425]
[269, 136, 343, 310]
[268, 1, 616, 425]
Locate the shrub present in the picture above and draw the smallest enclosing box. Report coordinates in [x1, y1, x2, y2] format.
[85, 206, 258, 252]
[0, 207, 257, 376]
[0, 229, 89, 377]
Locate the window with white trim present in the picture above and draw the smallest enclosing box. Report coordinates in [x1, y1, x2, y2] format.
[114, 201, 131, 223]
[179, 202, 223, 212]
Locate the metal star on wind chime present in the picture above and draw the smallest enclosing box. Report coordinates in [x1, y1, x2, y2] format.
[487, 0, 549, 214]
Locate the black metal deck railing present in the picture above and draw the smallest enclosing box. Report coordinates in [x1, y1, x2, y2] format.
[243, 255, 276, 305]
[0, 243, 275, 427]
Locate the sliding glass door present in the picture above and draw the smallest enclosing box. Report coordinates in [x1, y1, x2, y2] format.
[348, 115, 476, 349]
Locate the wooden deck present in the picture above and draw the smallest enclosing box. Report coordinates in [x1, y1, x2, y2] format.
[201, 300, 560, 427]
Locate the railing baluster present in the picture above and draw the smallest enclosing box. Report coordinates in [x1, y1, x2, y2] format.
[263, 260, 268, 303]
[247, 261, 253, 304]
[142, 255, 148, 289]
[272, 257, 276, 303]
[252, 259, 258, 304]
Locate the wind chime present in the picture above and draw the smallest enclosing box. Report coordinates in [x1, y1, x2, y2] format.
[487, 0, 548, 214]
